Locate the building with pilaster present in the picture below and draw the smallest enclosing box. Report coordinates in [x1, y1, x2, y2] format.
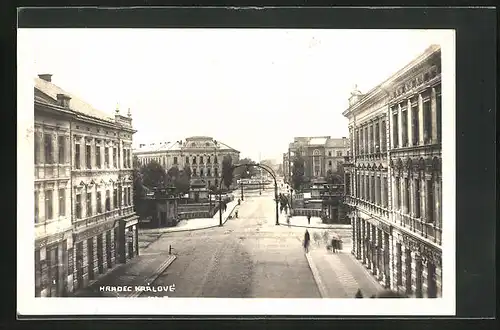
[286, 136, 349, 185]
[343, 45, 442, 298]
[133, 136, 240, 189]
[34, 74, 139, 297]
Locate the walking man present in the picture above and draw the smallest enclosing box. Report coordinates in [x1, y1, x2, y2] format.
[304, 229, 311, 253]
[307, 214, 311, 225]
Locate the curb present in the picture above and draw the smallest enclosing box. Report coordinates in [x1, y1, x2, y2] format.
[304, 252, 328, 298]
[128, 254, 177, 297]
[140, 202, 239, 235]
[277, 222, 344, 230]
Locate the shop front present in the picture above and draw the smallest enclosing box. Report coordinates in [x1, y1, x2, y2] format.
[120, 214, 139, 262]
[72, 218, 119, 293]
[392, 228, 442, 298]
[34, 228, 72, 297]
[353, 211, 393, 289]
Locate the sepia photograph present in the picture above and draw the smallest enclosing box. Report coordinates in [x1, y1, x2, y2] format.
[17, 26, 456, 316]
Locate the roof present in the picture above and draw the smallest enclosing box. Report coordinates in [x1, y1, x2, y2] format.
[34, 77, 115, 123]
[325, 138, 349, 148]
[133, 137, 239, 154]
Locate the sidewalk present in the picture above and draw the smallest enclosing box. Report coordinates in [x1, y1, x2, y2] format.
[305, 241, 384, 298]
[139, 199, 239, 234]
[74, 253, 176, 297]
[278, 214, 351, 230]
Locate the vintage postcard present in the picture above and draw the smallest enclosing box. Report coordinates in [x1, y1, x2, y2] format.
[17, 26, 456, 316]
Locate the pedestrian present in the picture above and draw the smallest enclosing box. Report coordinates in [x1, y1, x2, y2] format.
[331, 238, 336, 253]
[235, 210, 238, 218]
[304, 229, 310, 253]
[238, 198, 241, 205]
[355, 289, 364, 298]
[307, 214, 311, 225]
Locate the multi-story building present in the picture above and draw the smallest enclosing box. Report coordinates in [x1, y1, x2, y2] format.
[34, 74, 139, 297]
[343, 45, 442, 298]
[133, 136, 240, 189]
[286, 136, 350, 185]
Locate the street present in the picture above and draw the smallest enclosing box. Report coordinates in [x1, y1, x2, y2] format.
[139, 189, 321, 298]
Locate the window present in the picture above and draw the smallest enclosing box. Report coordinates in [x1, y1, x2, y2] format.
[392, 112, 399, 148]
[173, 156, 178, 165]
[207, 168, 211, 176]
[376, 176, 381, 205]
[437, 92, 442, 142]
[113, 147, 117, 167]
[423, 99, 432, 144]
[328, 151, 332, 157]
[336, 151, 342, 157]
[185, 156, 189, 164]
[35, 191, 39, 223]
[58, 135, 65, 164]
[381, 121, 387, 152]
[401, 108, 408, 147]
[193, 168, 197, 177]
[404, 178, 410, 214]
[44, 133, 54, 164]
[415, 179, 421, 218]
[426, 179, 434, 222]
[45, 190, 53, 220]
[129, 188, 133, 206]
[97, 192, 102, 213]
[86, 145, 91, 169]
[375, 123, 380, 152]
[412, 104, 419, 145]
[207, 156, 211, 163]
[192, 157, 197, 164]
[113, 188, 117, 209]
[75, 143, 81, 169]
[200, 169, 204, 177]
[123, 149, 127, 168]
[59, 188, 65, 217]
[127, 150, 131, 168]
[35, 132, 41, 164]
[383, 179, 388, 207]
[200, 157, 204, 164]
[364, 127, 368, 154]
[117, 148, 120, 167]
[214, 168, 218, 177]
[328, 160, 332, 166]
[369, 126, 374, 153]
[105, 147, 109, 168]
[76, 194, 82, 219]
[214, 156, 218, 163]
[394, 177, 400, 209]
[96, 143, 101, 168]
[396, 243, 403, 285]
[86, 193, 92, 217]
[371, 176, 376, 203]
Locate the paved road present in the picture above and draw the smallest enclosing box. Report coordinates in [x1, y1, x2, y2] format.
[140, 190, 321, 298]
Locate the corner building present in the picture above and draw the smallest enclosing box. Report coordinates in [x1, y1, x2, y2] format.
[343, 45, 442, 298]
[34, 74, 139, 296]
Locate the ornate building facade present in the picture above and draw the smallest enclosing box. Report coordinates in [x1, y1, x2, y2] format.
[343, 45, 442, 298]
[133, 136, 240, 189]
[286, 136, 350, 184]
[34, 74, 139, 297]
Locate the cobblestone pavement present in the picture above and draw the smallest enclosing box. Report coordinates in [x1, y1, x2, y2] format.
[140, 190, 321, 298]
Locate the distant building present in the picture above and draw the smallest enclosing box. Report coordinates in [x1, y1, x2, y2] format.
[34, 74, 138, 297]
[133, 136, 240, 189]
[285, 136, 350, 185]
[343, 45, 442, 298]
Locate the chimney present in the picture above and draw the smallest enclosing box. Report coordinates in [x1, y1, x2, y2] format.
[56, 93, 71, 108]
[38, 74, 52, 82]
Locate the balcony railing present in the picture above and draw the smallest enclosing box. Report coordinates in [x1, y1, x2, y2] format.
[392, 212, 442, 245]
[73, 206, 136, 230]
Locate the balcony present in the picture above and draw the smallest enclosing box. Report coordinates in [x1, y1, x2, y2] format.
[392, 212, 442, 245]
[343, 196, 390, 219]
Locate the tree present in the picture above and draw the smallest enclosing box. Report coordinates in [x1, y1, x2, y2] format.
[222, 155, 234, 189]
[132, 156, 147, 198]
[172, 167, 191, 194]
[291, 154, 305, 191]
[141, 160, 167, 189]
[233, 158, 259, 179]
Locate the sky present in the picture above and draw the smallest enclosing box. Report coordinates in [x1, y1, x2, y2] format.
[22, 29, 452, 162]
